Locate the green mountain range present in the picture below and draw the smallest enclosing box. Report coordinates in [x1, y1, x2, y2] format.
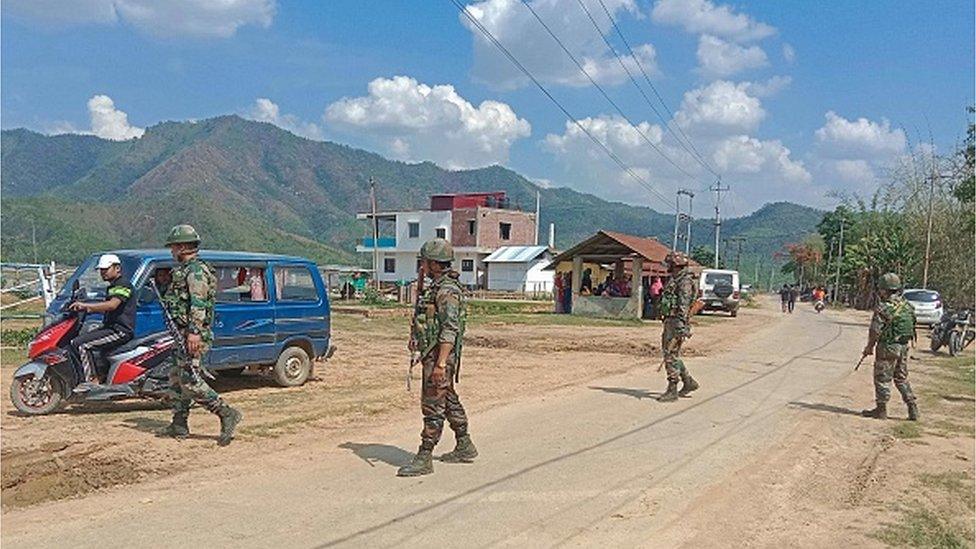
[1, 116, 824, 274]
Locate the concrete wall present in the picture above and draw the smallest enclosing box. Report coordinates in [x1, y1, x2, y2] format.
[476, 208, 536, 248]
[573, 296, 639, 319]
[486, 259, 553, 292]
[374, 250, 484, 287]
[394, 211, 453, 252]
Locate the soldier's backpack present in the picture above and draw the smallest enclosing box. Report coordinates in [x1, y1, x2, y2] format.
[883, 298, 916, 345]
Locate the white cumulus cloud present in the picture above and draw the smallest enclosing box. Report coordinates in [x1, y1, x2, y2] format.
[782, 43, 796, 64]
[712, 135, 810, 183]
[651, 0, 775, 42]
[4, 0, 275, 38]
[696, 34, 768, 77]
[674, 80, 766, 135]
[815, 111, 907, 159]
[87, 94, 144, 140]
[247, 98, 324, 140]
[459, 0, 658, 90]
[324, 76, 531, 169]
[742, 75, 792, 98]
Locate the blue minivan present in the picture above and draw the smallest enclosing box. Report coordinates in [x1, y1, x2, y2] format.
[49, 250, 334, 387]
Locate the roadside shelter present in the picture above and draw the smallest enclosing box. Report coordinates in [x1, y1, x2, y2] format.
[545, 231, 684, 319]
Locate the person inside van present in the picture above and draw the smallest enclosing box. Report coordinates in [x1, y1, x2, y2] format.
[153, 267, 172, 296]
[68, 254, 137, 388]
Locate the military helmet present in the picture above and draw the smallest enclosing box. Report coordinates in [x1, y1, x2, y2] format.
[419, 238, 454, 262]
[664, 250, 690, 267]
[879, 272, 902, 291]
[165, 224, 201, 246]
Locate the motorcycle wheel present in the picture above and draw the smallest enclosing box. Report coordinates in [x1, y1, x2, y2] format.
[949, 332, 962, 356]
[10, 373, 65, 415]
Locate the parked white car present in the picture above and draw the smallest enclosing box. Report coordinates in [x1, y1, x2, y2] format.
[698, 269, 740, 317]
[902, 288, 943, 325]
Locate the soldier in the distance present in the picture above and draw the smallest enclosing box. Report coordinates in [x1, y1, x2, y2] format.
[398, 238, 477, 477]
[657, 251, 700, 402]
[157, 224, 243, 446]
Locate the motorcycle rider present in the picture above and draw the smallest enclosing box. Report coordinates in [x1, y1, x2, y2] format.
[68, 254, 137, 389]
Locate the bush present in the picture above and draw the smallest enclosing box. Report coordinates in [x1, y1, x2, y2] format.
[1, 327, 39, 348]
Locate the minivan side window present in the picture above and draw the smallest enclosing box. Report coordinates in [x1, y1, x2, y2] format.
[213, 263, 270, 303]
[275, 266, 318, 302]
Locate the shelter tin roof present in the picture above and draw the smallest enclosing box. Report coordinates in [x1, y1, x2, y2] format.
[483, 245, 550, 263]
[545, 231, 697, 272]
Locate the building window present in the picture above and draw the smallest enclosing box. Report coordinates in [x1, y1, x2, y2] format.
[384, 257, 396, 273]
[461, 259, 474, 272]
[499, 222, 512, 240]
[435, 227, 446, 239]
[408, 222, 420, 238]
[274, 266, 317, 302]
[467, 220, 476, 235]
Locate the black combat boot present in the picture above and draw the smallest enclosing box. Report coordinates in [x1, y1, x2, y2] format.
[657, 381, 679, 402]
[860, 402, 887, 419]
[440, 434, 478, 463]
[157, 412, 189, 439]
[906, 401, 919, 421]
[397, 448, 434, 477]
[678, 373, 700, 397]
[216, 406, 243, 446]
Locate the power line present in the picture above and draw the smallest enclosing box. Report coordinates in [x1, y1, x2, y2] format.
[449, 0, 677, 213]
[594, 0, 718, 177]
[577, 0, 718, 178]
[519, 0, 706, 186]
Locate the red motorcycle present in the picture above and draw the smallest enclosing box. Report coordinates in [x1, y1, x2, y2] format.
[10, 281, 175, 415]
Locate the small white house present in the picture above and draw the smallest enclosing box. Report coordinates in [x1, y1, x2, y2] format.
[483, 246, 555, 293]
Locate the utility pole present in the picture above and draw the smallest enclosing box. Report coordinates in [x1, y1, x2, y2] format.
[534, 190, 541, 246]
[727, 236, 746, 271]
[678, 189, 694, 255]
[672, 193, 681, 251]
[369, 177, 380, 291]
[832, 219, 845, 303]
[753, 256, 760, 289]
[710, 180, 729, 268]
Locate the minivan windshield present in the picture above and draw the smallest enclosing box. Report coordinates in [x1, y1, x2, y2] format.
[58, 254, 142, 300]
[704, 272, 734, 286]
[903, 290, 939, 302]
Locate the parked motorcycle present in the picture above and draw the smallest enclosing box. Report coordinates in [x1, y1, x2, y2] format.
[929, 309, 975, 356]
[814, 300, 826, 313]
[10, 281, 175, 415]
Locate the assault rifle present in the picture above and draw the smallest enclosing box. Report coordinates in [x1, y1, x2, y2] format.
[407, 264, 426, 391]
[854, 353, 868, 371]
[149, 280, 214, 380]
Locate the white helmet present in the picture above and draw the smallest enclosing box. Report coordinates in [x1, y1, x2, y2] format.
[96, 254, 122, 269]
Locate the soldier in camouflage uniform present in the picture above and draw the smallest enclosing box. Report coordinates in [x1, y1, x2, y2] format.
[157, 224, 243, 446]
[861, 273, 918, 421]
[657, 251, 700, 402]
[398, 238, 476, 477]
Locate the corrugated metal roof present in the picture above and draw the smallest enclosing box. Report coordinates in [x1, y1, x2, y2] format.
[483, 246, 550, 263]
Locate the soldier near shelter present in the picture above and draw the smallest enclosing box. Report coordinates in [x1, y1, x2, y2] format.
[861, 273, 918, 421]
[157, 224, 243, 446]
[657, 251, 700, 402]
[398, 238, 477, 477]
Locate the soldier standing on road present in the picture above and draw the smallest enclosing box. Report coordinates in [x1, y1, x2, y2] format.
[157, 224, 243, 446]
[657, 251, 700, 402]
[861, 273, 918, 421]
[398, 238, 477, 477]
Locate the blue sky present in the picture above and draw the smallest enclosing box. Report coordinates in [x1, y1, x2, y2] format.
[3, 0, 973, 214]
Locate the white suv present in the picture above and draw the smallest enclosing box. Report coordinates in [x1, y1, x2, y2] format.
[699, 269, 740, 317]
[902, 288, 943, 326]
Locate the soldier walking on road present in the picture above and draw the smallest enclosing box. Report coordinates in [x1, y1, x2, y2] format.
[657, 251, 700, 402]
[157, 224, 243, 446]
[398, 238, 477, 477]
[861, 273, 918, 421]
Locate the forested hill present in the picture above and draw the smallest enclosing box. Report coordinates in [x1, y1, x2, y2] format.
[1, 116, 824, 265]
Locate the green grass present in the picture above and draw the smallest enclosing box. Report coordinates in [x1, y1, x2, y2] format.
[891, 422, 922, 439]
[917, 472, 975, 511]
[873, 506, 967, 548]
[467, 312, 644, 328]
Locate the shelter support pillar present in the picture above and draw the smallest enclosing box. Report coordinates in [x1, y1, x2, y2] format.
[630, 256, 644, 320]
[571, 256, 583, 311]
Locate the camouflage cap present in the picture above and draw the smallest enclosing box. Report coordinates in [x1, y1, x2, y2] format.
[879, 272, 902, 291]
[664, 250, 690, 267]
[165, 224, 201, 246]
[419, 238, 454, 262]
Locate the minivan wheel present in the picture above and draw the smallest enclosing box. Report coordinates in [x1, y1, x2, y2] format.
[273, 347, 311, 387]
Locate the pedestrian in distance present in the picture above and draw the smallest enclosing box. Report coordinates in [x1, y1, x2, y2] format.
[156, 224, 243, 446]
[860, 273, 919, 421]
[788, 285, 798, 313]
[398, 238, 477, 477]
[657, 251, 700, 402]
[779, 284, 790, 313]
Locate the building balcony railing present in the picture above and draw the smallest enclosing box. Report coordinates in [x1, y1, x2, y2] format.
[361, 237, 397, 249]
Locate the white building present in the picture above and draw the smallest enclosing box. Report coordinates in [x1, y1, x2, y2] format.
[483, 246, 555, 293]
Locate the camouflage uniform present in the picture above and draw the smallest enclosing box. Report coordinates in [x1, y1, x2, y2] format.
[868, 294, 917, 407]
[416, 271, 469, 450]
[163, 256, 224, 414]
[661, 267, 696, 383]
